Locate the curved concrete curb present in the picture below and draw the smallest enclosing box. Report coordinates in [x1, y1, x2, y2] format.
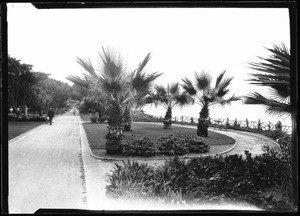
[78, 120, 237, 162]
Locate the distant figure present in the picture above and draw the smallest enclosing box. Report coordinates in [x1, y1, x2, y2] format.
[73, 109, 76, 116]
[47, 108, 55, 125]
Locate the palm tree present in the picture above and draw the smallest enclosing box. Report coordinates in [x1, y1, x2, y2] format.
[244, 43, 291, 118]
[182, 70, 239, 137]
[145, 83, 194, 129]
[66, 57, 108, 117]
[75, 47, 162, 153]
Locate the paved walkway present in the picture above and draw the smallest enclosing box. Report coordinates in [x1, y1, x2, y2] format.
[9, 112, 87, 213]
[9, 113, 278, 213]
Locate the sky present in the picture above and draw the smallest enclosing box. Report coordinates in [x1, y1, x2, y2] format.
[7, 3, 292, 126]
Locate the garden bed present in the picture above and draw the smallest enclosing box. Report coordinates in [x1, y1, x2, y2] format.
[81, 121, 235, 158]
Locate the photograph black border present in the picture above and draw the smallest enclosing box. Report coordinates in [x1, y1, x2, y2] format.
[1, 1, 298, 214]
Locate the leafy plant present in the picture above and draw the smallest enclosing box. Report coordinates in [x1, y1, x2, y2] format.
[157, 134, 189, 155]
[106, 160, 156, 199]
[185, 135, 210, 153]
[121, 135, 156, 157]
[90, 112, 99, 123]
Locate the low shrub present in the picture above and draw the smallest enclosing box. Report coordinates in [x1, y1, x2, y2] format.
[90, 112, 99, 123]
[8, 113, 17, 121]
[185, 135, 210, 153]
[8, 114, 47, 122]
[99, 115, 108, 122]
[121, 135, 156, 157]
[157, 134, 189, 155]
[29, 116, 47, 122]
[261, 129, 286, 141]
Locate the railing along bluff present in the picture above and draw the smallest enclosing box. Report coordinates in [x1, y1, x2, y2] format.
[155, 116, 292, 134]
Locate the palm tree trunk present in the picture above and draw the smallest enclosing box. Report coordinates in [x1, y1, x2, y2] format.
[163, 106, 172, 129]
[123, 106, 132, 131]
[197, 102, 210, 137]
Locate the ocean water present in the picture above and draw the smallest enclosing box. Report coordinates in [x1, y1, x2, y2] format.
[142, 101, 293, 130]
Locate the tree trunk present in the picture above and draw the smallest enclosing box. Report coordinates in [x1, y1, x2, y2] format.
[123, 107, 132, 131]
[24, 105, 28, 116]
[197, 102, 210, 137]
[163, 106, 172, 129]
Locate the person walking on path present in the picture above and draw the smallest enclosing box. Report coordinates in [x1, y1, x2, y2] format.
[47, 108, 55, 125]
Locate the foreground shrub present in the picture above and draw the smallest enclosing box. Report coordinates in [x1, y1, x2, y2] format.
[157, 134, 189, 155]
[260, 134, 293, 206]
[121, 135, 156, 157]
[185, 135, 210, 153]
[261, 129, 286, 141]
[106, 150, 294, 210]
[106, 161, 156, 199]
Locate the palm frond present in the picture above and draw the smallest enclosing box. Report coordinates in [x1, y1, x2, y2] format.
[98, 75, 126, 95]
[195, 71, 212, 91]
[98, 46, 125, 79]
[215, 70, 226, 88]
[181, 78, 197, 95]
[215, 88, 229, 98]
[169, 82, 180, 95]
[217, 95, 240, 106]
[76, 57, 97, 77]
[135, 52, 152, 74]
[174, 93, 194, 107]
[244, 92, 291, 117]
[216, 76, 233, 92]
[154, 85, 167, 96]
[131, 70, 162, 95]
[245, 43, 291, 117]
[66, 74, 89, 88]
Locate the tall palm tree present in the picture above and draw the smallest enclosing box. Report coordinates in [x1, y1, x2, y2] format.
[73, 47, 162, 153]
[244, 43, 291, 118]
[182, 70, 239, 137]
[145, 83, 194, 128]
[94, 47, 162, 132]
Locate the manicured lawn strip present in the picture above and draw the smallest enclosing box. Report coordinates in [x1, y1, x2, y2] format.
[8, 121, 44, 140]
[82, 122, 235, 150]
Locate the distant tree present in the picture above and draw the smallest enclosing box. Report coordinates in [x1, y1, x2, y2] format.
[8, 56, 41, 115]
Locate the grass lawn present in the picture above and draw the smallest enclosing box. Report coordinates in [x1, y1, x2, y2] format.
[82, 122, 235, 151]
[8, 121, 44, 140]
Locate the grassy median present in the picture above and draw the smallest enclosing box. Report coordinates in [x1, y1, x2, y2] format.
[8, 121, 44, 140]
[82, 122, 235, 151]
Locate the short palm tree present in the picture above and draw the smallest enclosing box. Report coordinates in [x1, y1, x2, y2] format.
[145, 83, 194, 129]
[244, 43, 291, 118]
[182, 70, 239, 137]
